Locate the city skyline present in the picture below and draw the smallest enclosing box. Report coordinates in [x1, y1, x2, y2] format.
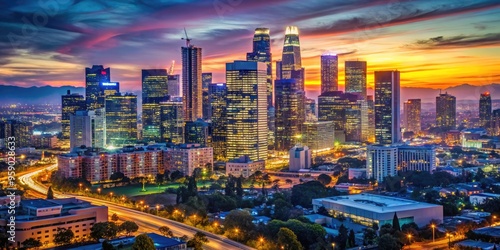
[1, 0, 499, 94]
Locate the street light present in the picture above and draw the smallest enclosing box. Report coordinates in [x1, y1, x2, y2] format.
[431, 224, 436, 242]
[79, 183, 82, 191]
[331, 243, 336, 249]
[156, 205, 160, 215]
[407, 234, 412, 249]
[109, 192, 113, 198]
[446, 233, 452, 249]
[97, 188, 101, 194]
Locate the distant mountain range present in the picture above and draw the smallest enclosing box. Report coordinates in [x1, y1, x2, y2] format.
[0, 85, 85, 105]
[1, 83, 500, 105]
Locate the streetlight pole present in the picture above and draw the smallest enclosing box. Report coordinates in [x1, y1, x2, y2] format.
[407, 234, 412, 249]
[431, 224, 435, 242]
[446, 233, 451, 249]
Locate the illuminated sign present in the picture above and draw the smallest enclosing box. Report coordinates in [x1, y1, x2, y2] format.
[101, 82, 117, 86]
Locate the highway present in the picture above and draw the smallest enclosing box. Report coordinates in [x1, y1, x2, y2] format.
[18, 165, 255, 250]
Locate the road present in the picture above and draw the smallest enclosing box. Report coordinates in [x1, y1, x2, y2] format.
[18, 165, 255, 250]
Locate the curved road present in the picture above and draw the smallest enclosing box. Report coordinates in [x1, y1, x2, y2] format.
[18, 165, 254, 250]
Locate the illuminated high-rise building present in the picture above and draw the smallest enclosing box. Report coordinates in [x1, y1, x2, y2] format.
[69, 109, 105, 149]
[491, 109, 500, 135]
[105, 93, 137, 147]
[247, 28, 273, 108]
[366, 95, 375, 143]
[142, 69, 169, 142]
[479, 92, 492, 128]
[182, 43, 202, 121]
[61, 90, 85, 140]
[318, 91, 362, 141]
[168, 75, 181, 97]
[303, 118, 335, 151]
[185, 118, 212, 146]
[202, 73, 212, 120]
[142, 69, 169, 104]
[321, 54, 338, 93]
[367, 145, 398, 182]
[85, 65, 110, 109]
[345, 61, 367, 99]
[403, 99, 421, 133]
[0, 120, 33, 148]
[374, 71, 401, 145]
[160, 99, 184, 144]
[209, 83, 228, 161]
[305, 98, 316, 117]
[281, 26, 301, 80]
[226, 61, 268, 162]
[436, 93, 456, 129]
[274, 79, 305, 151]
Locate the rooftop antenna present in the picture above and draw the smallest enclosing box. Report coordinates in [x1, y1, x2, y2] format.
[181, 28, 191, 47]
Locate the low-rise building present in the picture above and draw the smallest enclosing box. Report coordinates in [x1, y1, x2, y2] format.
[312, 194, 443, 228]
[289, 145, 311, 171]
[165, 144, 213, 176]
[0, 198, 107, 248]
[225, 155, 265, 178]
[470, 193, 500, 205]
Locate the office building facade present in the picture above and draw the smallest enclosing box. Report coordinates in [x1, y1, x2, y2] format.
[345, 61, 367, 99]
[182, 45, 202, 121]
[320, 54, 338, 93]
[160, 100, 185, 144]
[403, 99, 421, 134]
[374, 71, 401, 144]
[436, 93, 456, 129]
[85, 65, 110, 109]
[105, 93, 137, 147]
[226, 61, 268, 162]
[480, 92, 492, 128]
[209, 83, 228, 161]
[61, 90, 85, 140]
[367, 144, 398, 182]
[69, 109, 105, 149]
[274, 79, 305, 151]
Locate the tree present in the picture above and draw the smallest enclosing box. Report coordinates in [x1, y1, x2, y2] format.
[273, 198, 292, 221]
[159, 226, 174, 237]
[102, 240, 115, 250]
[392, 213, 401, 231]
[22, 238, 42, 249]
[278, 228, 303, 250]
[110, 172, 125, 181]
[348, 229, 356, 247]
[223, 210, 255, 241]
[317, 174, 332, 186]
[47, 186, 54, 199]
[236, 177, 244, 197]
[317, 206, 329, 216]
[336, 224, 348, 250]
[291, 181, 340, 208]
[90, 222, 119, 240]
[132, 234, 155, 250]
[187, 232, 209, 250]
[111, 213, 119, 221]
[378, 234, 401, 250]
[53, 228, 74, 246]
[119, 221, 139, 236]
[363, 228, 377, 245]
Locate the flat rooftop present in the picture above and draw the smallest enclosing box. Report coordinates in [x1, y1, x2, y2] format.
[21, 199, 61, 209]
[314, 194, 441, 213]
[474, 226, 500, 238]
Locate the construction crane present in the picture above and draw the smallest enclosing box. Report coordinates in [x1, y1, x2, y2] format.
[181, 28, 191, 47]
[168, 60, 175, 75]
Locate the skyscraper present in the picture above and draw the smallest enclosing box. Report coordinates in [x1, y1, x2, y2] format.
[226, 61, 268, 162]
[160, 99, 185, 144]
[105, 93, 138, 147]
[182, 43, 202, 121]
[281, 26, 301, 80]
[374, 71, 401, 145]
[318, 91, 362, 142]
[85, 65, 110, 109]
[185, 118, 212, 146]
[209, 83, 228, 162]
[436, 93, 456, 129]
[247, 28, 273, 108]
[320, 54, 338, 93]
[0, 120, 33, 148]
[142, 69, 169, 142]
[345, 61, 367, 99]
[70, 109, 105, 149]
[61, 90, 85, 140]
[202, 72, 212, 120]
[403, 99, 421, 134]
[168, 75, 181, 97]
[274, 79, 305, 151]
[479, 92, 492, 128]
[142, 69, 169, 104]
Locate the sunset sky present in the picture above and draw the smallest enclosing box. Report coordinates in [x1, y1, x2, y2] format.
[1, 0, 500, 96]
